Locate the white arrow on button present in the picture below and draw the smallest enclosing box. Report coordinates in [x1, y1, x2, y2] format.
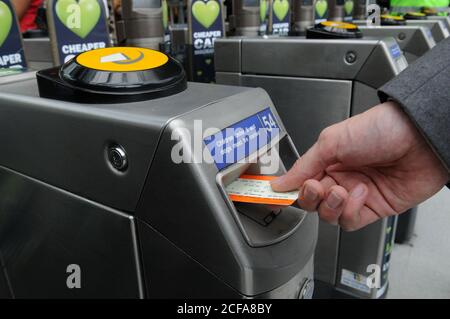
[100, 53, 130, 63]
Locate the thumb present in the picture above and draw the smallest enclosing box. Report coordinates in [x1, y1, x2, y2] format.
[271, 127, 340, 192]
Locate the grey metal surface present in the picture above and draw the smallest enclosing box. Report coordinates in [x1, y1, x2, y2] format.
[116, 0, 164, 45]
[351, 81, 382, 115]
[136, 87, 318, 295]
[0, 71, 37, 86]
[233, 0, 261, 35]
[0, 81, 248, 213]
[214, 36, 405, 298]
[1, 76, 317, 297]
[0, 249, 12, 298]
[126, 36, 163, 50]
[216, 37, 403, 85]
[407, 20, 449, 42]
[354, 37, 407, 88]
[256, 258, 315, 298]
[358, 26, 435, 63]
[232, 75, 352, 154]
[328, 0, 345, 22]
[353, 0, 366, 20]
[427, 15, 450, 29]
[23, 38, 52, 64]
[215, 38, 243, 73]
[0, 166, 142, 298]
[240, 38, 375, 79]
[314, 221, 341, 286]
[356, 19, 449, 44]
[291, 0, 314, 34]
[170, 24, 189, 51]
[216, 36, 405, 86]
[0, 260, 12, 298]
[335, 219, 390, 298]
[28, 61, 54, 70]
[137, 219, 241, 298]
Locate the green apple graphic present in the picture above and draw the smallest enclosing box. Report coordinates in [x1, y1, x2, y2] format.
[344, 0, 354, 16]
[273, 0, 289, 21]
[162, 0, 169, 29]
[259, 0, 268, 22]
[192, 0, 220, 29]
[0, 1, 13, 48]
[315, 0, 328, 18]
[55, 0, 101, 39]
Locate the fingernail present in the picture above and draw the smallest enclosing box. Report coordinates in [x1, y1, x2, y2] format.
[326, 191, 343, 209]
[351, 184, 366, 198]
[304, 185, 318, 201]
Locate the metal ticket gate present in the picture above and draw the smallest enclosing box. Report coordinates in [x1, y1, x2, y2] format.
[215, 34, 408, 298]
[0, 47, 317, 298]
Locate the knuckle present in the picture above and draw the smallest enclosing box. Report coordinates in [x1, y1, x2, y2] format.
[292, 158, 302, 170]
[300, 202, 319, 212]
[317, 126, 338, 161]
[318, 126, 335, 144]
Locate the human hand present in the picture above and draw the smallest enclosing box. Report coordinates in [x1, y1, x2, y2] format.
[271, 102, 448, 231]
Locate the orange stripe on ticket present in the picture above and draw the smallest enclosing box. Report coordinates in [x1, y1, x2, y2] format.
[239, 174, 278, 181]
[228, 194, 296, 206]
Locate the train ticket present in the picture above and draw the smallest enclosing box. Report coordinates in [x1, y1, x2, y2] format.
[225, 174, 300, 206]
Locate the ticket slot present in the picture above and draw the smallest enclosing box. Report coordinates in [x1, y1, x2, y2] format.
[217, 136, 306, 247]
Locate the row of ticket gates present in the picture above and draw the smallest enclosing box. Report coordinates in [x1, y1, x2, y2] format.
[0, 0, 448, 299]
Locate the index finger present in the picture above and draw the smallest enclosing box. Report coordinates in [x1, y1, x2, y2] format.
[271, 139, 335, 192]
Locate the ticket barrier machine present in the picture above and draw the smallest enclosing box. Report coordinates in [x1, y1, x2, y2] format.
[114, 0, 165, 49]
[215, 30, 407, 298]
[21, 1, 51, 70]
[354, 17, 449, 43]
[426, 15, 450, 29]
[356, 23, 435, 63]
[345, 16, 425, 243]
[0, 47, 317, 298]
[290, 0, 315, 35]
[357, 17, 432, 245]
[232, 0, 262, 36]
[405, 19, 449, 42]
[353, 0, 366, 20]
[23, 38, 53, 70]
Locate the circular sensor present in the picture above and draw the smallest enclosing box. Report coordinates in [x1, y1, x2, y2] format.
[76, 47, 169, 72]
[404, 12, 427, 20]
[306, 21, 362, 39]
[320, 21, 358, 30]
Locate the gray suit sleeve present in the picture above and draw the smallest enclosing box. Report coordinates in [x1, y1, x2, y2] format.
[378, 37, 450, 174]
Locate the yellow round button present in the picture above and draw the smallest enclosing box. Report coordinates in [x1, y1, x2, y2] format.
[321, 21, 358, 29]
[76, 47, 169, 72]
[406, 12, 425, 17]
[381, 14, 404, 20]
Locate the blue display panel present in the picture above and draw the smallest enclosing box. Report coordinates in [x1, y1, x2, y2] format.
[389, 44, 402, 59]
[204, 108, 280, 171]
